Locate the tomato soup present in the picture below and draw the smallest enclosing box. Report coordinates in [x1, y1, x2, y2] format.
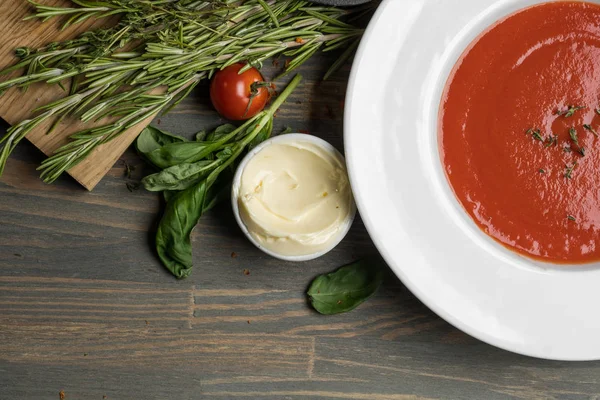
[439, 1, 600, 263]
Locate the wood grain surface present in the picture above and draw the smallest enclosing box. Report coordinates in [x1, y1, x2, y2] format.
[0, 0, 156, 191]
[2, 17, 600, 400]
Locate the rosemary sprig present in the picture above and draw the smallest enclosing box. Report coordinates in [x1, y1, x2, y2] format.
[556, 105, 584, 118]
[569, 127, 579, 145]
[568, 127, 586, 157]
[583, 124, 598, 137]
[544, 135, 558, 147]
[0, 85, 106, 176]
[0, 0, 366, 183]
[38, 74, 204, 183]
[526, 128, 544, 142]
[25, 0, 137, 29]
[565, 162, 577, 179]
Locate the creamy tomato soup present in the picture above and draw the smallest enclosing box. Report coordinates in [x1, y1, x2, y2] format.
[439, 1, 600, 263]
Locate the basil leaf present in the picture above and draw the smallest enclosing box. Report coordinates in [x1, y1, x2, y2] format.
[136, 126, 189, 169]
[216, 146, 234, 160]
[142, 159, 221, 192]
[207, 124, 236, 141]
[141, 123, 247, 169]
[156, 179, 211, 279]
[136, 126, 186, 154]
[307, 260, 384, 315]
[142, 141, 217, 170]
[195, 130, 207, 141]
[156, 176, 231, 279]
[163, 190, 177, 203]
[197, 124, 236, 142]
[203, 176, 231, 213]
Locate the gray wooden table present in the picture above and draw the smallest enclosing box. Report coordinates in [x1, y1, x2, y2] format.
[1, 50, 600, 400]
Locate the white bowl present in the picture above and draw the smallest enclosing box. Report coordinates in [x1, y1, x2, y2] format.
[344, 0, 600, 360]
[231, 133, 356, 262]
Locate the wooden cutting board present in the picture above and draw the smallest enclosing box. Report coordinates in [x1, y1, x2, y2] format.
[0, 0, 156, 190]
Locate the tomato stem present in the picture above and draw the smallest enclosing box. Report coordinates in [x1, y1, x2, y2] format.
[244, 81, 276, 118]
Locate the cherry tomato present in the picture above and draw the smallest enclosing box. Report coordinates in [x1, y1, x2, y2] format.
[210, 63, 270, 121]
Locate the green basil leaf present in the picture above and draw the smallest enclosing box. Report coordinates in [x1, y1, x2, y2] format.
[156, 176, 231, 279]
[206, 124, 236, 141]
[216, 146, 234, 160]
[156, 179, 211, 279]
[307, 260, 384, 315]
[203, 176, 232, 213]
[141, 123, 246, 169]
[143, 141, 217, 169]
[142, 159, 221, 192]
[136, 125, 186, 154]
[163, 190, 177, 203]
[195, 130, 207, 141]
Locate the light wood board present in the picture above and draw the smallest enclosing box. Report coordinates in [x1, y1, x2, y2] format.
[0, 0, 156, 190]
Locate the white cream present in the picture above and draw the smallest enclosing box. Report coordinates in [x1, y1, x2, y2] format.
[237, 140, 353, 257]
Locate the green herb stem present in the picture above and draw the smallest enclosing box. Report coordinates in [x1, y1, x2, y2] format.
[565, 162, 577, 180]
[583, 124, 598, 137]
[556, 105, 584, 118]
[37, 74, 204, 183]
[569, 127, 579, 145]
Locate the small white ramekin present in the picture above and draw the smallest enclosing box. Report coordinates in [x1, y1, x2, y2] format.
[231, 133, 357, 262]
